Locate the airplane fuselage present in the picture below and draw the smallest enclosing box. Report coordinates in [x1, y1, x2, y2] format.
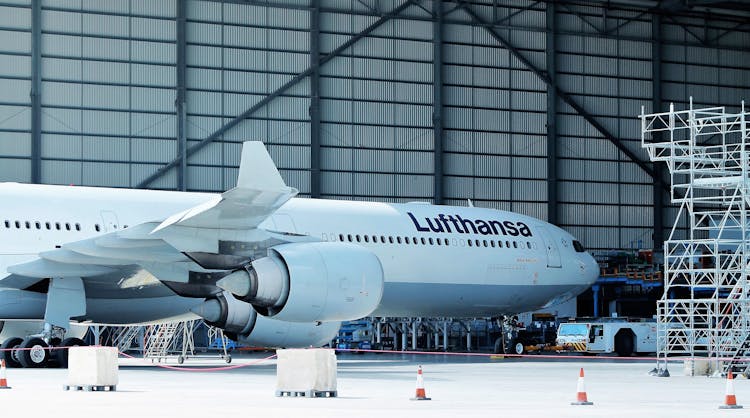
[0, 182, 598, 321]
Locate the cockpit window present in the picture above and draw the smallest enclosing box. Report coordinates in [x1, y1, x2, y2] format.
[573, 240, 585, 253]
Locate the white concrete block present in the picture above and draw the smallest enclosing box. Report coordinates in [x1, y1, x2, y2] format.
[67, 346, 119, 387]
[276, 348, 337, 392]
[684, 358, 710, 376]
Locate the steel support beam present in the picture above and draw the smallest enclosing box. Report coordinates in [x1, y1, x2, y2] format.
[175, 0, 188, 191]
[546, 2, 558, 225]
[433, 0, 444, 205]
[310, 1, 321, 198]
[460, 4, 659, 183]
[31, 0, 41, 184]
[652, 14, 665, 252]
[137, 0, 415, 189]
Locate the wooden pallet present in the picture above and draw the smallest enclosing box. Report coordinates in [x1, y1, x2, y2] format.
[63, 384, 117, 392]
[275, 389, 337, 398]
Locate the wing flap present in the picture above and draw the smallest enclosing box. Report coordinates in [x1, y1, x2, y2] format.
[7, 258, 116, 278]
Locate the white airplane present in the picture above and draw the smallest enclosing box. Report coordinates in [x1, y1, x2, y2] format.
[0, 141, 598, 367]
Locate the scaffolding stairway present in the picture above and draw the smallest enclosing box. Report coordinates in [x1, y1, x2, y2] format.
[144, 322, 180, 361]
[111, 326, 142, 354]
[725, 333, 750, 378]
[641, 99, 750, 376]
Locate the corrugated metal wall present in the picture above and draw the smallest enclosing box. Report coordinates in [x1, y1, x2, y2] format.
[0, 1, 32, 182]
[0, 0, 749, 250]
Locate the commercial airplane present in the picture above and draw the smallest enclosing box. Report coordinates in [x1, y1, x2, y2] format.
[0, 141, 598, 368]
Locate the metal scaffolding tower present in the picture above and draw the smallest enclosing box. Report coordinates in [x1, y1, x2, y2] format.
[641, 99, 750, 376]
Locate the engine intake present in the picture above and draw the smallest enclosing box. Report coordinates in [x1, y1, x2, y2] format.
[216, 242, 384, 323]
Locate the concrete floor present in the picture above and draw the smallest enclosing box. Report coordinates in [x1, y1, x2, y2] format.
[0, 352, 746, 417]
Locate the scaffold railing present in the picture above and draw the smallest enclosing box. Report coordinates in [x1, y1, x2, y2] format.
[641, 99, 750, 377]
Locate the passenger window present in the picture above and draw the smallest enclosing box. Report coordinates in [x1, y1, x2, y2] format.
[55, 223, 61, 230]
[34, 222, 40, 229]
[15, 221, 20, 228]
[356, 235, 361, 242]
[527, 242, 532, 249]
[389, 236, 394, 244]
[405, 237, 410, 244]
[25, 221, 30, 229]
[347, 234, 352, 242]
[505, 240, 510, 247]
[95, 224, 101, 232]
[428, 238, 433, 245]
[364, 235, 369, 243]
[380, 236, 385, 243]
[513, 241, 518, 248]
[491, 241, 495, 248]
[483, 240, 488, 247]
[397, 237, 402, 244]
[421, 237, 426, 245]
[4, 220, 9, 228]
[65, 223, 71, 231]
[436, 238, 441, 246]
[475, 239, 480, 247]
[445, 238, 450, 246]
[468, 240, 473, 247]
[372, 235, 377, 243]
[413, 237, 418, 245]
[75, 223, 81, 231]
[45, 222, 51, 230]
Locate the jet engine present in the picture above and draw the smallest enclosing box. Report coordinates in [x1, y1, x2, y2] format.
[190, 292, 339, 348]
[216, 242, 384, 323]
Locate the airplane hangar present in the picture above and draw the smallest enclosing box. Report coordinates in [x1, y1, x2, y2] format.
[0, 0, 749, 362]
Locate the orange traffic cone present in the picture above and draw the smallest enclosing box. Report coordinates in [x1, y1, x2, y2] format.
[0, 359, 11, 389]
[571, 368, 592, 405]
[410, 365, 431, 401]
[719, 372, 743, 409]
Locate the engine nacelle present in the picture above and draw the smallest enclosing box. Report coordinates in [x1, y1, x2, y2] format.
[190, 292, 340, 348]
[217, 242, 384, 323]
[236, 315, 340, 348]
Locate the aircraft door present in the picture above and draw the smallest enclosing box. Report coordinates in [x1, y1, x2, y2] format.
[537, 225, 562, 268]
[100, 211, 120, 232]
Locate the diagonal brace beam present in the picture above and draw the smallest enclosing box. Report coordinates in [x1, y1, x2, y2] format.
[138, 0, 417, 189]
[460, 4, 659, 182]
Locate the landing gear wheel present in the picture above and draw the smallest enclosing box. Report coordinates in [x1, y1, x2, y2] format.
[0, 337, 23, 368]
[55, 338, 87, 368]
[224, 354, 232, 364]
[177, 355, 185, 365]
[18, 337, 50, 368]
[514, 342, 525, 355]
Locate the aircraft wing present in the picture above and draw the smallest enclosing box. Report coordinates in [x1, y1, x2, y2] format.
[2, 141, 301, 286]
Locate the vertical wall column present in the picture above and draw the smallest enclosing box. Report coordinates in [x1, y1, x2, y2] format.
[546, 2, 558, 224]
[310, 2, 321, 198]
[652, 14, 664, 252]
[31, 0, 42, 184]
[176, 0, 187, 191]
[432, 0, 444, 205]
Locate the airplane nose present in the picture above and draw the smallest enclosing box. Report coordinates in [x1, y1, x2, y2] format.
[584, 255, 599, 283]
